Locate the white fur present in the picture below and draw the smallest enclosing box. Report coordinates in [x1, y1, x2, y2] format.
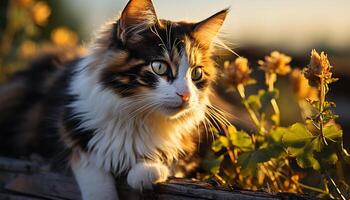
[72, 154, 119, 200]
[127, 162, 169, 190]
[69, 52, 208, 195]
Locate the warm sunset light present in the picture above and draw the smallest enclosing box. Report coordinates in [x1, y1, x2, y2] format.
[0, 0, 349, 199]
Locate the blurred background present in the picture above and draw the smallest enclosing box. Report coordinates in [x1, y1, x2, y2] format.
[0, 0, 349, 144]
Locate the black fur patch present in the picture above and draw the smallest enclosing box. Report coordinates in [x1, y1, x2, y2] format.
[63, 108, 95, 151]
[195, 79, 209, 89]
[101, 63, 159, 97]
[0, 54, 73, 160]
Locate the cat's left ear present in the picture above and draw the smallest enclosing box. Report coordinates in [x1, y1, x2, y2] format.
[118, 0, 158, 40]
[192, 8, 229, 44]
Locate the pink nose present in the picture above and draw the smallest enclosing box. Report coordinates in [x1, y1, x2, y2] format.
[176, 92, 190, 103]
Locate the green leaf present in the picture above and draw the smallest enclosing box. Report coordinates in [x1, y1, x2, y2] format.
[219, 136, 230, 148]
[271, 114, 279, 126]
[262, 127, 287, 159]
[281, 123, 342, 170]
[237, 149, 271, 176]
[237, 152, 257, 176]
[245, 78, 257, 85]
[229, 129, 254, 152]
[212, 140, 222, 152]
[294, 139, 320, 170]
[269, 127, 286, 142]
[209, 126, 220, 137]
[202, 152, 224, 174]
[282, 123, 315, 148]
[212, 137, 228, 152]
[245, 94, 261, 110]
[315, 144, 338, 167]
[227, 125, 237, 135]
[282, 123, 320, 169]
[323, 124, 342, 142]
[237, 128, 288, 175]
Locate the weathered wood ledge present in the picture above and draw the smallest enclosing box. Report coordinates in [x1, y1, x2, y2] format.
[0, 156, 317, 200]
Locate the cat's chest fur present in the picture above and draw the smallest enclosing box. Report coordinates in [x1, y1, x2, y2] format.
[67, 58, 205, 174]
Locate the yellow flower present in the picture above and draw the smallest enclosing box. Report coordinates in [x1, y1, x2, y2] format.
[51, 27, 78, 47]
[259, 51, 291, 75]
[19, 40, 37, 58]
[31, 1, 51, 26]
[223, 57, 252, 86]
[290, 68, 318, 100]
[303, 49, 332, 87]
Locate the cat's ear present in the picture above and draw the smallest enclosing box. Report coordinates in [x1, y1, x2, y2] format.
[192, 8, 229, 44]
[118, 0, 158, 40]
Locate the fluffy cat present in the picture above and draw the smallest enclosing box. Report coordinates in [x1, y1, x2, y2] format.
[0, 0, 228, 199]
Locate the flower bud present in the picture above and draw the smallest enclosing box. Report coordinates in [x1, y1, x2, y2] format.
[259, 51, 291, 75]
[223, 57, 252, 86]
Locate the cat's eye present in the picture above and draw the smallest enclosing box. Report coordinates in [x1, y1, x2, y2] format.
[191, 67, 203, 81]
[151, 61, 168, 76]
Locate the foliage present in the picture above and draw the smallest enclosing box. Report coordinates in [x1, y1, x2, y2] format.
[0, 0, 82, 82]
[201, 50, 350, 199]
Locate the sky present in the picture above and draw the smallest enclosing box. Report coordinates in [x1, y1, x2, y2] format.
[62, 0, 350, 52]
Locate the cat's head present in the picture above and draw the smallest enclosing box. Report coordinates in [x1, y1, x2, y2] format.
[92, 0, 228, 118]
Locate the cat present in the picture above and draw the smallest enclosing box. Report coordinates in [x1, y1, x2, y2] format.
[0, 0, 228, 199]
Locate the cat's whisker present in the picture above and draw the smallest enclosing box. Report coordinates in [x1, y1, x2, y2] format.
[213, 37, 240, 57]
[207, 105, 232, 126]
[204, 116, 215, 142]
[207, 108, 231, 127]
[165, 21, 172, 51]
[206, 105, 229, 127]
[196, 122, 201, 151]
[150, 25, 168, 53]
[128, 102, 159, 119]
[201, 115, 209, 141]
[205, 111, 221, 131]
[210, 104, 231, 117]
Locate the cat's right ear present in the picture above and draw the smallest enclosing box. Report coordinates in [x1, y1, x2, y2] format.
[117, 0, 158, 41]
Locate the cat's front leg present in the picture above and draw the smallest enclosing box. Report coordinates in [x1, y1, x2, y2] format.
[127, 162, 169, 190]
[71, 156, 119, 200]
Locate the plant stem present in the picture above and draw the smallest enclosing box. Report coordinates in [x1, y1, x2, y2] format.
[327, 174, 346, 200]
[296, 181, 330, 195]
[266, 72, 280, 126]
[277, 170, 330, 195]
[237, 84, 266, 134]
[224, 130, 237, 165]
[318, 78, 328, 145]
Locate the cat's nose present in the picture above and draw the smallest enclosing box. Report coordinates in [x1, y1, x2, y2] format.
[176, 92, 190, 103]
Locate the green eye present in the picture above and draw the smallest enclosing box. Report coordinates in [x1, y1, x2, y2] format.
[191, 67, 203, 81]
[151, 61, 168, 75]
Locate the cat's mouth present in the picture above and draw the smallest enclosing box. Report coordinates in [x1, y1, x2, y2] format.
[163, 105, 184, 110]
[163, 101, 190, 110]
[161, 103, 190, 114]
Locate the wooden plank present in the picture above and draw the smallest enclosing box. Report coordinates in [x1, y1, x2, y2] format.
[153, 181, 280, 200]
[0, 157, 317, 200]
[0, 193, 45, 200]
[4, 173, 81, 200]
[0, 157, 43, 173]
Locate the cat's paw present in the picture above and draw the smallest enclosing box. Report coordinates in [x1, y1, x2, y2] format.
[127, 162, 169, 190]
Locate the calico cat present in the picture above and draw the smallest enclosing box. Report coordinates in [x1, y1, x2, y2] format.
[0, 0, 228, 199]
